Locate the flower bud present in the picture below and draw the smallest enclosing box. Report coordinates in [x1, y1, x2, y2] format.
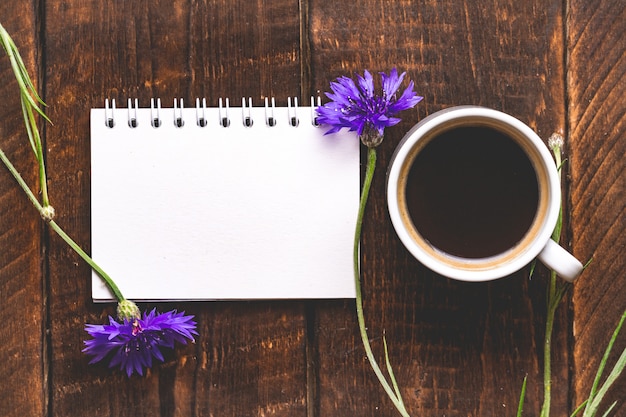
[41, 205, 55, 222]
[360, 125, 384, 148]
[548, 132, 564, 153]
[117, 300, 141, 321]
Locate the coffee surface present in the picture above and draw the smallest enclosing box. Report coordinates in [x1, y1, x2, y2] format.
[405, 126, 539, 258]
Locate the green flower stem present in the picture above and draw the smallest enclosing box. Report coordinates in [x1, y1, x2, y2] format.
[354, 146, 410, 417]
[517, 376, 528, 417]
[540, 140, 568, 417]
[1, 23, 51, 207]
[0, 145, 125, 302]
[2, 23, 123, 302]
[47, 220, 125, 302]
[21, 95, 50, 207]
[541, 283, 558, 417]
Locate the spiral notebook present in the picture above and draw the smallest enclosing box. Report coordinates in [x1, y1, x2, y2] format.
[90, 98, 359, 301]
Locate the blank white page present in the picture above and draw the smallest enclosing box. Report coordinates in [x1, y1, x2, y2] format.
[90, 102, 359, 301]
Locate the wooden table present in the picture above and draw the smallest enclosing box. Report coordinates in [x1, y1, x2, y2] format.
[1, 1, 624, 416]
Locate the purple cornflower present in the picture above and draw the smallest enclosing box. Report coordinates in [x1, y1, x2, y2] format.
[83, 308, 198, 377]
[316, 68, 422, 147]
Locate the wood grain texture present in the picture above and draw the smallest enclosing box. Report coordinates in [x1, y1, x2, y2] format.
[308, 0, 569, 415]
[0, 4, 46, 417]
[0, 0, 624, 416]
[568, 0, 626, 414]
[43, 1, 306, 416]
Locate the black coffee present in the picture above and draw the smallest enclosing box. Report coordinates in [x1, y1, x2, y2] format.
[405, 126, 539, 258]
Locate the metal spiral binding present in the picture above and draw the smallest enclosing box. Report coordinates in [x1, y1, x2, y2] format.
[241, 97, 253, 127]
[127, 98, 138, 128]
[173, 98, 184, 128]
[265, 97, 276, 127]
[103, 96, 324, 128]
[288, 97, 299, 127]
[104, 98, 115, 128]
[310, 96, 321, 126]
[196, 98, 207, 127]
[150, 98, 162, 128]
[219, 98, 230, 127]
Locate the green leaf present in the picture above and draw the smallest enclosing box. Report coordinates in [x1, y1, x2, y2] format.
[600, 402, 617, 417]
[517, 375, 528, 417]
[571, 400, 589, 417]
[583, 310, 626, 417]
[383, 333, 404, 403]
[0, 23, 50, 123]
[529, 259, 537, 279]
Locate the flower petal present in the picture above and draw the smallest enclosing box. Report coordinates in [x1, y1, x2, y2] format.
[357, 70, 375, 100]
[381, 68, 405, 99]
[317, 69, 421, 141]
[83, 308, 198, 377]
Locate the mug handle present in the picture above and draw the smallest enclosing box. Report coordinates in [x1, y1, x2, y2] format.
[537, 239, 584, 282]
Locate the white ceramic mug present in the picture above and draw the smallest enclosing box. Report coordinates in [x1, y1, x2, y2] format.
[387, 106, 583, 282]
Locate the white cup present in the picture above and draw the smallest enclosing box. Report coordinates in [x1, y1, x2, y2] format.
[387, 106, 583, 282]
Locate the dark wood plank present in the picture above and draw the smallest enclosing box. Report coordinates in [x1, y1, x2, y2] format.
[0, 5, 46, 417]
[43, 1, 306, 416]
[568, 0, 626, 414]
[5, 1, 622, 416]
[308, 0, 569, 415]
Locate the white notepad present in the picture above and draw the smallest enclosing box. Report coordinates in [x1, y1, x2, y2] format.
[90, 99, 359, 301]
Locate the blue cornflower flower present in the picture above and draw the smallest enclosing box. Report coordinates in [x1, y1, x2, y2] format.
[83, 308, 198, 377]
[316, 68, 422, 147]
[316, 70, 422, 415]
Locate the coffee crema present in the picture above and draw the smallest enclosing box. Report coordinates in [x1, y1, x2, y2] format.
[404, 126, 539, 258]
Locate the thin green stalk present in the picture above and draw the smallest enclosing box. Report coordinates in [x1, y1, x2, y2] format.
[354, 147, 410, 417]
[0, 146, 41, 214]
[541, 274, 559, 417]
[541, 137, 566, 417]
[0, 145, 124, 302]
[383, 334, 404, 400]
[582, 309, 626, 417]
[21, 94, 50, 207]
[587, 310, 626, 410]
[571, 400, 589, 417]
[0, 23, 48, 120]
[2, 22, 51, 207]
[1, 21, 122, 301]
[47, 220, 124, 302]
[517, 375, 528, 417]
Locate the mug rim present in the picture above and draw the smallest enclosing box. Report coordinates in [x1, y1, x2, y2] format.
[386, 106, 561, 281]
